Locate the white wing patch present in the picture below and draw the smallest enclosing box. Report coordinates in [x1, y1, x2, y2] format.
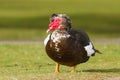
[84, 42, 95, 56]
[44, 34, 50, 46]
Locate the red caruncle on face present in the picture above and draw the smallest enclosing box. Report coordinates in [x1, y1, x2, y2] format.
[47, 17, 62, 32]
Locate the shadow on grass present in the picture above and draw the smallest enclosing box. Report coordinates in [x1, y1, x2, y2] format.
[70, 14, 120, 34]
[0, 14, 120, 39]
[0, 14, 120, 33]
[80, 68, 120, 73]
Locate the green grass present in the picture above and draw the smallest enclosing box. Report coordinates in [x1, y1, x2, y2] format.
[0, 42, 119, 80]
[0, 28, 46, 40]
[0, 0, 120, 39]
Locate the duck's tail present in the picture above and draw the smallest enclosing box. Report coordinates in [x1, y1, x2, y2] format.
[95, 49, 102, 54]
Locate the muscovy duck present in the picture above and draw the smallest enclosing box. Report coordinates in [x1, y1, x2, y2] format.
[44, 14, 101, 73]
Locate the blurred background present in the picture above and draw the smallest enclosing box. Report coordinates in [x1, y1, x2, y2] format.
[0, 0, 119, 40]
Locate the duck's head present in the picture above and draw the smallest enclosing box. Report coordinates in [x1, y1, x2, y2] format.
[47, 14, 72, 33]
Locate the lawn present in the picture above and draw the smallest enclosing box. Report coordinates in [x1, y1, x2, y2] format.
[0, 0, 120, 39]
[0, 0, 119, 79]
[0, 41, 119, 80]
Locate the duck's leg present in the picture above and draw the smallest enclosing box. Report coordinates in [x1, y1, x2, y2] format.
[71, 66, 76, 73]
[55, 62, 60, 73]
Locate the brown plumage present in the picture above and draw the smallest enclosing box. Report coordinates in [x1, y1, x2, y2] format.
[44, 14, 101, 73]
